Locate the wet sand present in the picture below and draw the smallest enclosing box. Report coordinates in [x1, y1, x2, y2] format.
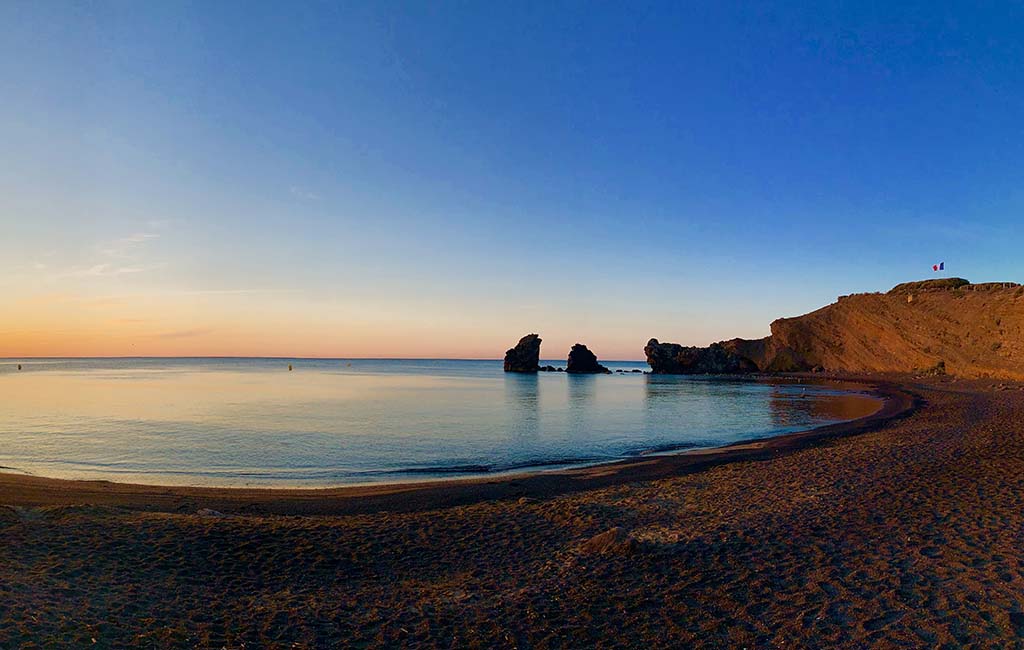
[2, 376, 1023, 647]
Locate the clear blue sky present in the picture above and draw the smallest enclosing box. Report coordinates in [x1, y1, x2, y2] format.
[1, 1, 1022, 358]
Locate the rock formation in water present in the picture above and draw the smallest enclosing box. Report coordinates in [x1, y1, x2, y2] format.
[644, 339, 758, 374]
[646, 278, 1024, 379]
[565, 343, 611, 374]
[504, 334, 542, 373]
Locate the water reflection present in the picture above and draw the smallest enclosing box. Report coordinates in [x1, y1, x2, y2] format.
[501, 376, 540, 421]
[565, 375, 597, 435]
[768, 385, 879, 426]
[642, 376, 880, 453]
[504, 373, 540, 410]
[0, 359, 880, 487]
[503, 373, 541, 445]
[642, 375, 736, 450]
[566, 374, 597, 410]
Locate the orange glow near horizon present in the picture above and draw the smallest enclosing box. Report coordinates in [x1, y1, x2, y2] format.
[1, 291, 687, 360]
[0, 326, 654, 361]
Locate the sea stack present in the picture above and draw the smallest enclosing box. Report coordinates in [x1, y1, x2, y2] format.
[504, 334, 542, 373]
[565, 343, 611, 374]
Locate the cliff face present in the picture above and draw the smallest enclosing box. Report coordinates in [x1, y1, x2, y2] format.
[648, 279, 1024, 379]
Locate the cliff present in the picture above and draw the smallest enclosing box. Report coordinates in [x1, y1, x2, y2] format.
[647, 279, 1024, 379]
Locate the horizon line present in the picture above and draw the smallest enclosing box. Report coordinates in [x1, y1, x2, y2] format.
[1, 355, 650, 362]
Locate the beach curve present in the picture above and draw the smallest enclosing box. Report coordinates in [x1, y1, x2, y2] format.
[0, 375, 913, 516]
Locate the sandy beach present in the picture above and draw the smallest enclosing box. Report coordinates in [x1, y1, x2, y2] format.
[2, 375, 1023, 647]
[7, 2, 1018, 647]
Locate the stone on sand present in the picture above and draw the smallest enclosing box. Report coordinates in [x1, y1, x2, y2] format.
[579, 527, 636, 555]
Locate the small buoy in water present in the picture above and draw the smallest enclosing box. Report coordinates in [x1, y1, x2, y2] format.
[17, 364, 22, 371]
[288, 364, 293, 371]
[346, 362, 352, 367]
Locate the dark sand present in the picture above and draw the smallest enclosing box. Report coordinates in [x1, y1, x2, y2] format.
[2, 376, 1023, 647]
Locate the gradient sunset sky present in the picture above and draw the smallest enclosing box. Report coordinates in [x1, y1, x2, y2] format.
[2, 2, 1022, 359]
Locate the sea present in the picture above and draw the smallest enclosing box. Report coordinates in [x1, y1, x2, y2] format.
[0, 358, 879, 487]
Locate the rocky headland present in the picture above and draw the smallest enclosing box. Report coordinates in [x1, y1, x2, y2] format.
[646, 279, 1024, 379]
[644, 340, 758, 374]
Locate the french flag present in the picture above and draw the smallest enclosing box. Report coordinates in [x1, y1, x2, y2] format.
[932, 262, 945, 272]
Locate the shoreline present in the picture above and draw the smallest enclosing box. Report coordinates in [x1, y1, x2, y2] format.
[8, 375, 1024, 647]
[0, 375, 915, 516]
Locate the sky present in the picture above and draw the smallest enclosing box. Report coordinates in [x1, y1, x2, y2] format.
[1, 1, 1022, 359]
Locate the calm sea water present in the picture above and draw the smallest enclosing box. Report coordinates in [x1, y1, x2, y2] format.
[0, 358, 878, 487]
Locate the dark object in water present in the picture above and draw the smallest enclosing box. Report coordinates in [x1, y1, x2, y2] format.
[504, 334, 542, 373]
[566, 343, 611, 374]
[288, 364, 293, 371]
[17, 364, 22, 371]
[644, 339, 758, 374]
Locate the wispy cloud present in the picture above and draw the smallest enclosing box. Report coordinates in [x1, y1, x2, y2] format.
[289, 186, 320, 201]
[63, 263, 149, 278]
[170, 288, 301, 296]
[39, 230, 164, 281]
[155, 328, 214, 339]
[99, 232, 160, 258]
[70, 295, 130, 308]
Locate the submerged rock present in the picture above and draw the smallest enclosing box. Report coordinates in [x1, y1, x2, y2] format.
[566, 343, 611, 374]
[644, 339, 758, 374]
[504, 334, 542, 373]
